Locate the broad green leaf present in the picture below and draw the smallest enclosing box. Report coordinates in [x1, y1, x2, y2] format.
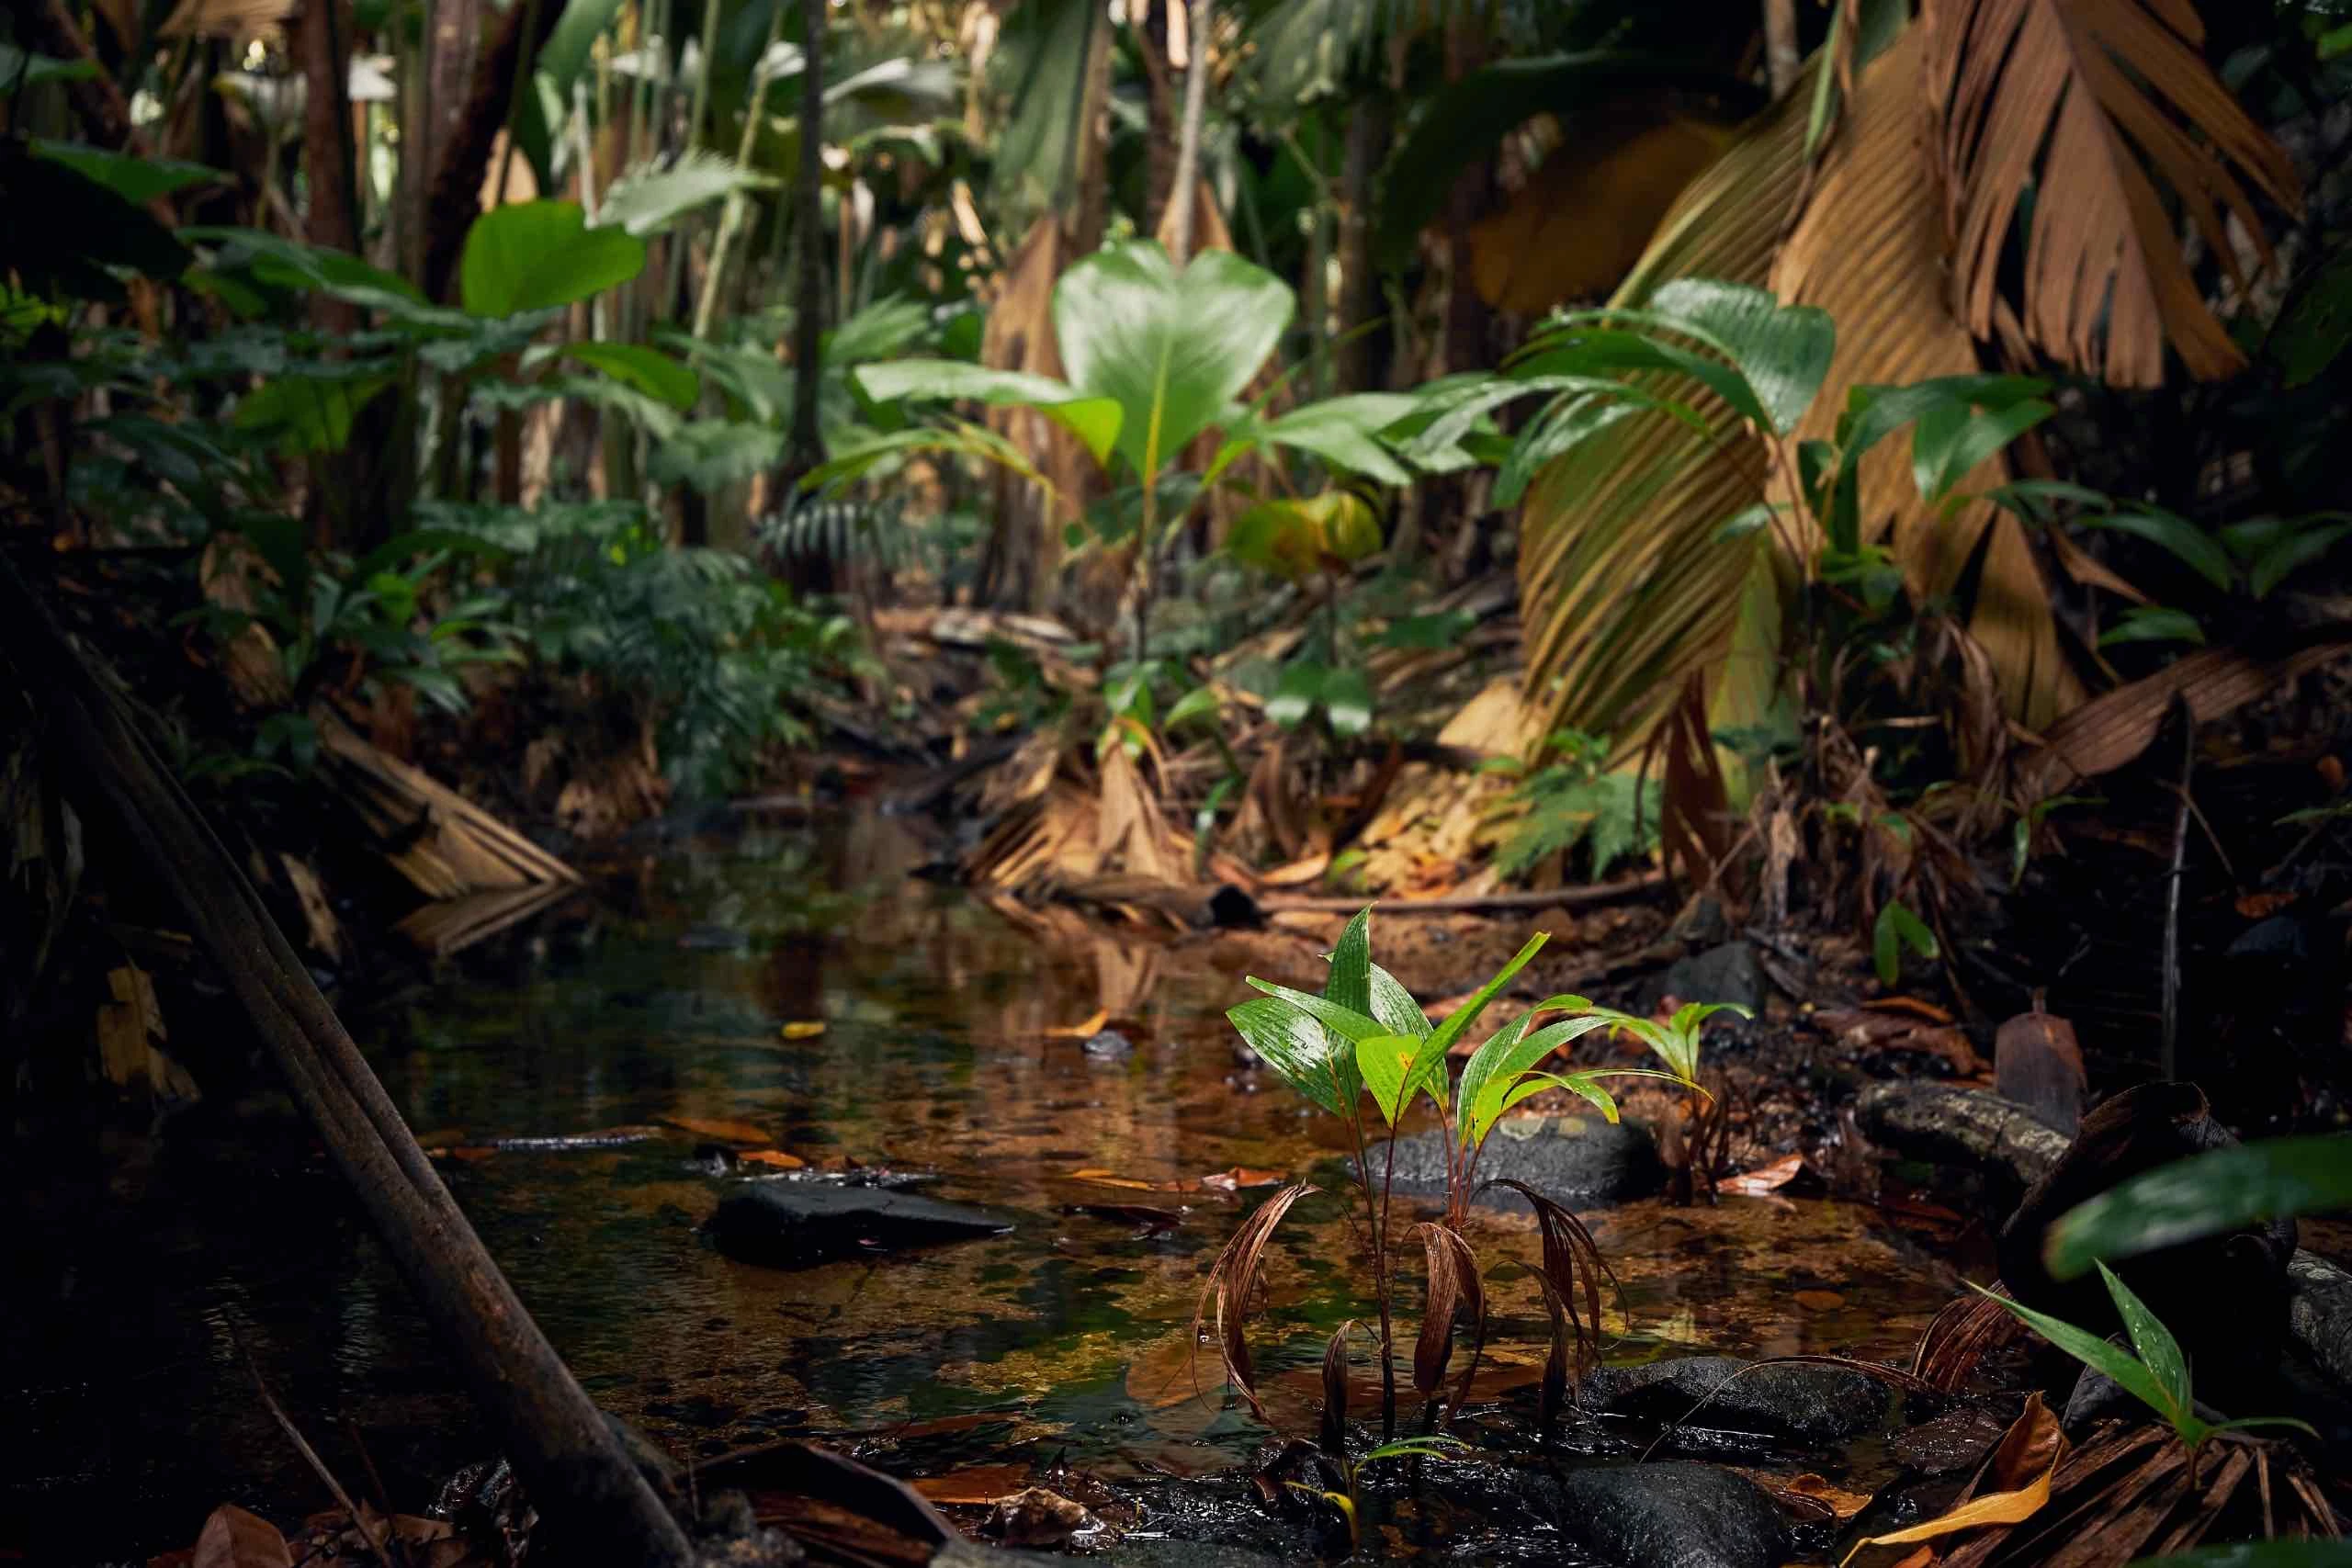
[1456, 1007, 1609, 1146]
[1322, 667, 1374, 739]
[1250, 392, 1419, 484]
[563, 343, 698, 410]
[1872, 900, 1939, 985]
[1227, 491, 1384, 582]
[186, 227, 435, 316]
[854, 359, 1122, 468]
[459, 200, 648, 318]
[1514, 327, 1774, 434]
[2081, 510, 2234, 591]
[1163, 685, 1221, 730]
[1391, 933, 1548, 1121]
[1973, 1283, 2185, 1435]
[1367, 964, 1431, 1041]
[1325, 906, 1373, 1015]
[594, 150, 779, 237]
[1912, 398, 2055, 502]
[1267, 660, 1323, 728]
[233, 372, 394, 456]
[2098, 1262, 2191, 1425]
[31, 140, 220, 204]
[2098, 606, 2206, 649]
[0, 42, 97, 91]
[1354, 1032, 1434, 1126]
[1052, 241, 1293, 485]
[1242, 978, 1390, 1043]
[2250, 518, 2352, 600]
[2044, 1135, 2352, 1280]
[1229, 996, 1351, 1115]
[1493, 391, 1653, 507]
[1641, 279, 1832, 435]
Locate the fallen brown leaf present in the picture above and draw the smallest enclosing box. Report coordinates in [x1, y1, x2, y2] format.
[1839, 1393, 2064, 1565]
[1197, 1167, 1286, 1192]
[912, 1464, 1032, 1506]
[192, 1505, 291, 1568]
[1794, 1289, 1847, 1311]
[738, 1149, 806, 1169]
[1043, 1009, 1113, 1039]
[1721, 1153, 1808, 1196]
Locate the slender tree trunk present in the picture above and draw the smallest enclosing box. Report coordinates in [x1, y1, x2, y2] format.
[419, 0, 562, 304]
[781, 0, 829, 485]
[297, 0, 361, 321]
[1165, 0, 1211, 265]
[1334, 96, 1389, 396]
[1762, 0, 1801, 100]
[1136, 1, 1178, 236]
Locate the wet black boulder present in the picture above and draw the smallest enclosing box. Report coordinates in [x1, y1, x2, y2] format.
[1576, 1355, 1896, 1443]
[1367, 1113, 1665, 1206]
[706, 1182, 1012, 1268]
[1542, 1461, 1792, 1568]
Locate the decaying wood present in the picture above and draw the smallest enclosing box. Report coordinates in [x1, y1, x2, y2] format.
[319, 716, 580, 899]
[396, 882, 581, 956]
[0, 560, 692, 1565]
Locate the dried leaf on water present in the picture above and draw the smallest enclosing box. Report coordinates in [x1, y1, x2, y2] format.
[1838, 1393, 2064, 1565]
[738, 1149, 806, 1169]
[1721, 1153, 1812, 1196]
[1795, 1289, 1848, 1311]
[779, 1021, 828, 1040]
[1043, 1009, 1113, 1039]
[191, 1504, 292, 1568]
[1193, 1181, 1317, 1418]
[911, 1465, 1032, 1506]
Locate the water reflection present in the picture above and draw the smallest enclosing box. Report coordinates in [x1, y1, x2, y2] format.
[4, 808, 1961, 1557]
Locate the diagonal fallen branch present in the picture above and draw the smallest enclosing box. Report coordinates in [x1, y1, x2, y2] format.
[0, 558, 692, 1565]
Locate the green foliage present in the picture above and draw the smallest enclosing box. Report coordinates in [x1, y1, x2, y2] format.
[421, 502, 861, 797]
[2043, 1136, 2352, 1281]
[1976, 1264, 2316, 1456]
[1871, 899, 1939, 985]
[1494, 729, 1659, 881]
[459, 200, 650, 318]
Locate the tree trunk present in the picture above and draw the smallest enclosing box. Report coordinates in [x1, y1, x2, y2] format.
[297, 0, 361, 322]
[419, 0, 562, 304]
[781, 0, 829, 483]
[1762, 0, 1801, 100]
[1334, 96, 1389, 396]
[1165, 0, 1211, 265]
[1136, 1, 1178, 236]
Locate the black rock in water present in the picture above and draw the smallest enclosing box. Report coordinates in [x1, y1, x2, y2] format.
[706, 1182, 1012, 1268]
[1368, 1114, 1665, 1206]
[1082, 1029, 1136, 1059]
[1543, 1461, 1792, 1568]
[1577, 1354, 1896, 1442]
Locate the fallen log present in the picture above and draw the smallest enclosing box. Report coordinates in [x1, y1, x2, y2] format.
[0, 560, 691, 1565]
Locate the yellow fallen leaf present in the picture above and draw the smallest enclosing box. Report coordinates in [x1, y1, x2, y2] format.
[1838, 1396, 2064, 1565]
[779, 1021, 827, 1040]
[1043, 1009, 1112, 1039]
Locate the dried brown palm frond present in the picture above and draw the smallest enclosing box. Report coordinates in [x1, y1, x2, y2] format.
[1480, 1178, 1614, 1422]
[1931, 1418, 2340, 1567]
[1921, 0, 2301, 388]
[1770, 24, 2081, 728]
[1193, 1181, 1317, 1421]
[1409, 1221, 1487, 1422]
[1912, 1286, 2030, 1394]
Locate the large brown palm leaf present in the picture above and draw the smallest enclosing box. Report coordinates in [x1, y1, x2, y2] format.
[1921, 0, 2301, 387]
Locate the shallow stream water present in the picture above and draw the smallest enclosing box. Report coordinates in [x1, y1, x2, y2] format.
[6, 807, 1968, 1560]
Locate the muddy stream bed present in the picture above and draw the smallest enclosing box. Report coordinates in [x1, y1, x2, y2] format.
[6, 810, 1984, 1563]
